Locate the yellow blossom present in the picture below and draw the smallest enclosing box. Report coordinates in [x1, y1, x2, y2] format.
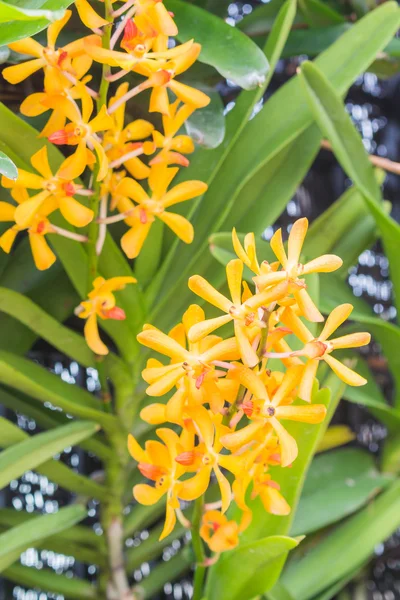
[200, 510, 239, 553]
[75, 276, 136, 355]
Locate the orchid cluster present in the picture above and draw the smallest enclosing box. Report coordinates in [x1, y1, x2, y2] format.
[0, 0, 208, 353]
[129, 219, 371, 554]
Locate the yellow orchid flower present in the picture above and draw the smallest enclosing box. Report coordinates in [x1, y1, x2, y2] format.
[104, 82, 155, 179]
[47, 86, 114, 182]
[137, 304, 240, 396]
[176, 407, 237, 513]
[150, 100, 196, 166]
[75, 276, 136, 355]
[253, 218, 343, 322]
[75, 0, 109, 29]
[131, 0, 178, 37]
[188, 259, 289, 367]
[3, 11, 98, 93]
[2, 146, 93, 228]
[220, 365, 326, 467]
[128, 428, 193, 540]
[200, 510, 240, 553]
[280, 304, 371, 401]
[114, 164, 207, 258]
[0, 188, 57, 271]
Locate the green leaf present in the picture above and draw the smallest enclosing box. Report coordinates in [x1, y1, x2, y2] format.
[134, 548, 191, 599]
[0, 150, 17, 180]
[3, 564, 96, 599]
[298, 59, 400, 321]
[291, 448, 392, 536]
[0, 1, 64, 22]
[298, 0, 345, 26]
[0, 0, 73, 45]
[185, 85, 225, 149]
[0, 417, 108, 501]
[0, 387, 112, 462]
[0, 420, 99, 491]
[166, 0, 269, 89]
[0, 287, 94, 366]
[282, 479, 400, 600]
[0, 350, 118, 431]
[0, 505, 87, 572]
[238, 0, 304, 36]
[206, 536, 301, 600]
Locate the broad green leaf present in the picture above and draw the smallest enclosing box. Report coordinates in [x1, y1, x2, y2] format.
[267, 582, 295, 600]
[291, 448, 392, 536]
[0, 287, 94, 366]
[0, 420, 99, 491]
[298, 60, 400, 321]
[0, 1, 64, 22]
[282, 479, 400, 600]
[298, 0, 345, 26]
[0, 387, 112, 462]
[206, 536, 301, 600]
[381, 433, 400, 475]
[166, 0, 269, 89]
[4, 564, 96, 598]
[185, 86, 225, 149]
[135, 219, 164, 289]
[151, 2, 400, 328]
[0, 0, 73, 45]
[0, 505, 87, 572]
[0, 350, 118, 430]
[0, 151, 17, 180]
[308, 567, 362, 600]
[0, 417, 108, 501]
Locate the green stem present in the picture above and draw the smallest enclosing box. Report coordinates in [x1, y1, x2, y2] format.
[86, 0, 114, 295]
[192, 496, 206, 600]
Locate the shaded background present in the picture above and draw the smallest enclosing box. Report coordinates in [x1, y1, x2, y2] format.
[1, 1, 400, 598]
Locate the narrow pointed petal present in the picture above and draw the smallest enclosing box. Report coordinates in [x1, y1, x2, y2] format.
[201, 337, 240, 362]
[158, 211, 194, 243]
[237, 365, 269, 400]
[84, 313, 108, 355]
[0, 228, 18, 252]
[303, 254, 343, 275]
[294, 288, 324, 322]
[276, 404, 327, 423]
[159, 502, 177, 540]
[138, 327, 189, 360]
[47, 9, 71, 48]
[116, 177, 148, 204]
[0, 202, 16, 221]
[319, 304, 353, 341]
[270, 418, 298, 467]
[168, 79, 210, 108]
[245, 280, 288, 310]
[298, 359, 319, 403]
[8, 37, 43, 57]
[15, 191, 49, 228]
[3, 59, 45, 84]
[280, 306, 314, 344]
[146, 366, 184, 396]
[234, 322, 259, 368]
[57, 140, 88, 180]
[127, 434, 148, 462]
[226, 259, 243, 306]
[287, 217, 308, 268]
[90, 104, 113, 133]
[214, 465, 231, 513]
[140, 403, 167, 425]
[162, 180, 207, 208]
[75, 0, 108, 28]
[324, 354, 367, 386]
[186, 405, 214, 447]
[253, 271, 287, 290]
[330, 332, 371, 350]
[182, 304, 205, 334]
[188, 275, 232, 313]
[152, 2, 178, 36]
[271, 365, 304, 407]
[188, 314, 232, 343]
[270, 228, 287, 267]
[220, 421, 264, 450]
[31, 146, 53, 179]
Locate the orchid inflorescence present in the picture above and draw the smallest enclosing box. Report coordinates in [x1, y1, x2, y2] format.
[0, 0, 371, 560]
[130, 219, 371, 554]
[1, 0, 209, 353]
